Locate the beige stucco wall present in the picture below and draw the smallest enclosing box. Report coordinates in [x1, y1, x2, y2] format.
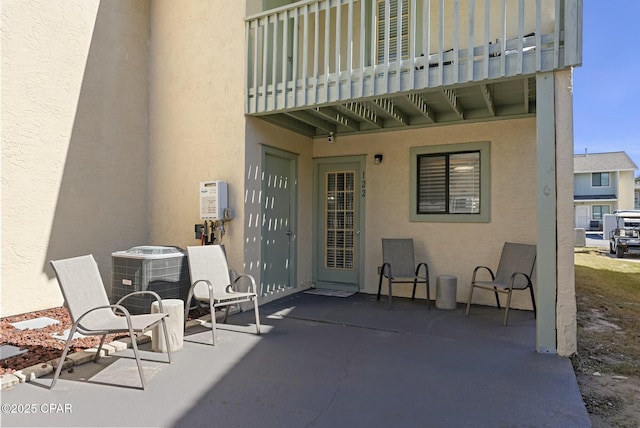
[618, 171, 636, 210]
[147, 0, 248, 267]
[1, 0, 151, 316]
[148, 0, 315, 302]
[313, 118, 538, 310]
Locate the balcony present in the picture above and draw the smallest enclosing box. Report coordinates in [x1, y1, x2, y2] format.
[245, 0, 582, 137]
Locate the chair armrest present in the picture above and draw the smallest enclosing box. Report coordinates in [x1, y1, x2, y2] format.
[380, 262, 391, 279]
[472, 266, 495, 282]
[190, 279, 214, 298]
[508, 272, 532, 290]
[115, 290, 164, 312]
[75, 304, 134, 333]
[231, 273, 257, 294]
[415, 262, 429, 279]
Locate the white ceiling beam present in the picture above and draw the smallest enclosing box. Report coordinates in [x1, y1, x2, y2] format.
[311, 107, 360, 131]
[369, 98, 409, 126]
[442, 89, 464, 119]
[284, 110, 337, 133]
[406, 93, 436, 123]
[336, 102, 382, 128]
[480, 84, 496, 116]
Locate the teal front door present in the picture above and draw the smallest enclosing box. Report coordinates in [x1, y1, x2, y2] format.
[262, 148, 297, 295]
[315, 158, 365, 290]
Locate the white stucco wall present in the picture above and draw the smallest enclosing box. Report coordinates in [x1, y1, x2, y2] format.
[1, 0, 151, 316]
[555, 69, 577, 356]
[313, 118, 538, 310]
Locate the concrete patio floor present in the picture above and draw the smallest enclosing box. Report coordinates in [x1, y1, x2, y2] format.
[1, 292, 590, 427]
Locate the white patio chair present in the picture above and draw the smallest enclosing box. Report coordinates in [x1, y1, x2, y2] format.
[465, 242, 537, 325]
[185, 245, 260, 345]
[377, 238, 431, 309]
[49, 255, 172, 390]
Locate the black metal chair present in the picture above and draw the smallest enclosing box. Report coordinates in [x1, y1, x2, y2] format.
[465, 242, 537, 325]
[377, 238, 430, 310]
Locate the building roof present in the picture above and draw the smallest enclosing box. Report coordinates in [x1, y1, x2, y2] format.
[574, 151, 638, 173]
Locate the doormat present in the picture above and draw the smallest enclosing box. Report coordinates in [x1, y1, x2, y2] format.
[304, 289, 357, 298]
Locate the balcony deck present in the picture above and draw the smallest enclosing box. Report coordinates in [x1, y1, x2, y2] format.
[245, 0, 581, 137]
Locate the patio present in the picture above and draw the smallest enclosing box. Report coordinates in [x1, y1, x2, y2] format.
[1, 292, 589, 427]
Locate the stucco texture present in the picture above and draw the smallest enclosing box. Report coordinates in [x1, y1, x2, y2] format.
[555, 70, 577, 356]
[313, 118, 538, 310]
[1, 0, 151, 316]
[147, 0, 251, 273]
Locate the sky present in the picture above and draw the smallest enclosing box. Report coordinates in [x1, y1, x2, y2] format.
[573, 0, 640, 177]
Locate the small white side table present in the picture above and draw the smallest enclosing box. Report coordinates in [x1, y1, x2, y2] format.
[151, 299, 184, 352]
[436, 275, 457, 310]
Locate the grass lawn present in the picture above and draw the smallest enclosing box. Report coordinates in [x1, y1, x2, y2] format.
[573, 248, 640, 426]
[574, 248, 640, 377]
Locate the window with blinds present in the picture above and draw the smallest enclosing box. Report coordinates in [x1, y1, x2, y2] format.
[417, 151, 481, 215]
[377, 0, 410, 64]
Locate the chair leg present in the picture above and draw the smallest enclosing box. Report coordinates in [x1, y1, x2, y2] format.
[184, 289, 195, 333]
[253, 297, 261, 335]
[411, 280, 417, 301]
[503, 289, 513, 326]
[107, 315, 148, 389]
[160, 317, 172, 363]
[529, 286, 537, 318]
[94, 334, 107, 362]
[387, 277, 393, 310]
[50, 324, 77, 390]
[465, 284, 475, 315]
[494, 287, 501, 309]
[127, 324, 146, 390]
[209, 300, 216, 345]
[426, 281, 430, 310]
[377, 273, 383, 301]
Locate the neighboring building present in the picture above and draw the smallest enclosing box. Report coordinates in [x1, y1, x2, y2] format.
[635, 178, 640, 210]
[573, 152, 639, 230]
[2, 0, 582, 356]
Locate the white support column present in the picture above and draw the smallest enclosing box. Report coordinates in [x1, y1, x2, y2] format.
[536, 72, 557, 354]
[555, 69, 578, 357]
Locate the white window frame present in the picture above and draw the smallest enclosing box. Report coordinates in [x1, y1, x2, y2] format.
[410, 142, 491, 223]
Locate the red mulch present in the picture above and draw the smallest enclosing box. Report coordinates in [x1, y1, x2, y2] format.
[1, 306, 208, 376]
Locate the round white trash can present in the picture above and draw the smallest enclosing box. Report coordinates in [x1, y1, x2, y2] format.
[151, 299, 184, 352]
[435, 275, 457, 310]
